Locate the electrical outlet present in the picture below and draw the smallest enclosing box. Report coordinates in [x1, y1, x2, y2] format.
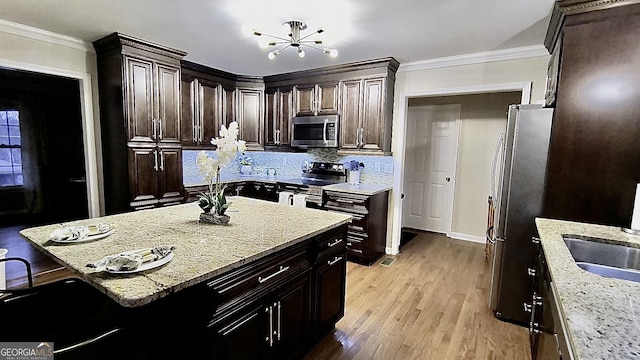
[282, 157, 287, 165]
[375, 162, 381, 172]
[383, 164, 393, 173]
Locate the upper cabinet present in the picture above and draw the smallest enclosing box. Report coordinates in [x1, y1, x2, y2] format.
[294, 81, 339, 117]
[265, 86, 294, 148]
[93, 32, 187, 214]
[264, 58, 399, 154]
[542, 1, 640, 227]
[180, 61, 264, 150]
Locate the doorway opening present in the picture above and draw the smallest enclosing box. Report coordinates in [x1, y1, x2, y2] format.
[400, 91, 523, 247]
[0, 67, 87, 287]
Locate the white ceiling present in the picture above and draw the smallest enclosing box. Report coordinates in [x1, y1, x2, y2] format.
[0, 0, 555, 76]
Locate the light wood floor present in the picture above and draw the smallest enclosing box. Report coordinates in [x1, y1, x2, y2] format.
[305, 232, 531, 360]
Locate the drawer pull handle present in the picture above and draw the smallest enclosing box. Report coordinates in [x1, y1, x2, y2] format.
[258, 266, 290, 284]
[328, 256, 343, 266]
[347, 242, 352, 247]
[327, 239, 343, 247]
[336, 198, 355, 204]
[351, 249, 363, 254]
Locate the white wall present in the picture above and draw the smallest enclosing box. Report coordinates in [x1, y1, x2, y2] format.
[0, 21, 102, 217]
[387, 54, 550, 254]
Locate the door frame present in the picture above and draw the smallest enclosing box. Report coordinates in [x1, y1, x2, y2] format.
[388, 82, 532, 255]
[0, 58, 101, 218]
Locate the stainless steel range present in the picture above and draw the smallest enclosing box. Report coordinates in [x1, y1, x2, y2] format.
[277, 162, 347, 208]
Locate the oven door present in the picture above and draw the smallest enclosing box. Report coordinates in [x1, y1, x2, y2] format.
[291, 115, 339, 148]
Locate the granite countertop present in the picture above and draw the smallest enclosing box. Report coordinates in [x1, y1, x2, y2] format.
[323, 183, 391, 196]
[20, 197, 351, 308]
[535, 218, 640, 360]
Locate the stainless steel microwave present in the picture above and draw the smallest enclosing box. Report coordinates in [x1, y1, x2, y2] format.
[291, 115, 339, 148]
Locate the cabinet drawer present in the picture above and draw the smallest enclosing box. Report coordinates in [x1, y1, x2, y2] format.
[206, 245, 310, 314]
[327, 210, 368, 233]
[316, 233, 346, 261]
[324, 191, 369, 214]
[346, 234, 367, 253]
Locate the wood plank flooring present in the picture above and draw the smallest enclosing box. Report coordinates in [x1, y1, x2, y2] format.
[305, 232, 531, 360]
[0, 225, 73, 288]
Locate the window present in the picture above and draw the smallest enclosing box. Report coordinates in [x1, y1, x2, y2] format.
[0, 109, 23, 187]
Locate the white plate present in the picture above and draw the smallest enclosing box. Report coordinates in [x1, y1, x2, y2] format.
[49, 224, 115, 244]
[106, 249, 174, 274]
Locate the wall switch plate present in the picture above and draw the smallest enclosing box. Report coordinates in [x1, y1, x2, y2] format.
[375, 162, 381, 172]
[282, 157, 287, 165]
[383, 164, 393, 173]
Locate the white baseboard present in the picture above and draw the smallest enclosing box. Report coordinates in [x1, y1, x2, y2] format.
[448, 232, 486, 244]
[385, 247, 399, 255]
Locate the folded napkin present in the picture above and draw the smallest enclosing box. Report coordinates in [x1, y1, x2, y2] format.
[49, 223, 113, 242]
[49, 226, 90, 242]
[87, 245, 176, 272]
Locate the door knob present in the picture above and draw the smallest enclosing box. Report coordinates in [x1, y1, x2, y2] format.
[446, 177, 451, 182]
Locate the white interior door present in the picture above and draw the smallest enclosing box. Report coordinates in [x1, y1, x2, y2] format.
[402, 104, 460, 233]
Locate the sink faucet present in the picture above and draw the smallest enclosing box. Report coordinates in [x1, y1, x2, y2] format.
[267, 168, 277, 176]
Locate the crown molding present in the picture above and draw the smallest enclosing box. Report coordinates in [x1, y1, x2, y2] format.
[0, 19, 91, 52]
[397, 45, 549, 73]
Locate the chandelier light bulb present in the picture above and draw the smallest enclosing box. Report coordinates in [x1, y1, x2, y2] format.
[298, 48, 305, 58]
[258, 39, 270, 49]
[267, 51, 276, 60]
[329, 49, 338, 57]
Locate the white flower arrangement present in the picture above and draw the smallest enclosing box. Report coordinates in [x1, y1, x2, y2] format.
[196, 121, 247, 216]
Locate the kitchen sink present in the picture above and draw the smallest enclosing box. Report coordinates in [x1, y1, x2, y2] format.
[563, 235, 640, 283]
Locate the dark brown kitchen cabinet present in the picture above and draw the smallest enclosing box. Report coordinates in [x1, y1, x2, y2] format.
[265, 87, 294, 148]
[312, 232, 346, 336]
[128, 146, 183, 210]
[323, 190, 389, 265]
[339, 77, 389, 153]
[294, 82, 339, 117]
[237, 87, 264, 150]
[542, 2, 640, 227]
[180, 78, 223, 146]
[94, 32, 187, 213]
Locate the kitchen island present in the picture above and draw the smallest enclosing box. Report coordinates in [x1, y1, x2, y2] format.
[21, 197, 351, 359]
[535, 218, 640, 360]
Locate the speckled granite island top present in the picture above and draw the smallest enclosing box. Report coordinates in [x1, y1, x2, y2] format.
[535, 218, 640, 360]
[20, 197, 351, 308]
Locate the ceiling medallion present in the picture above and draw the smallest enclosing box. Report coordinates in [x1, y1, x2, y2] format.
[252, 20, 338, 60]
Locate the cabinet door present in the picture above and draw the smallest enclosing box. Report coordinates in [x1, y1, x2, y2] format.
[273, 272, 312, 359]
[265, 89, 278, 146]
[199, 81, 222, 145]
[157, 147, 183, 204]
[339, 80, 362, 150]
[128, 146, 159, 207]
[180, 79, 197, 145]
[125, 57, 155, 143]
[360, 78, 384, 152]
[295, 84, 316, 116]
[315, 254, 346, 332]
[210, 302, 269, 360]
[156, 63, 181, 144]
[277, 88, 294, 146]
[317, 81, 339, 115]
[237, 88, 264, 150]
[222, 86, 236, 127]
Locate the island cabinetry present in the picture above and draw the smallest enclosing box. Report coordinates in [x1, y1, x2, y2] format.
[324, 190, 389, 265]
[294, 81, 340, 117]
[93, 32, 187, 213]
[265, 86, 294, 148]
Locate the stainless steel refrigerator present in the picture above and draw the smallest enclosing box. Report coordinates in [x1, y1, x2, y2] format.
[488, 104, 554, 325]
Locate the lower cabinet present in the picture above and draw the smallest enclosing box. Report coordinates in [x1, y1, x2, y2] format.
[324, 190, 389, 265]
[184, 181, 278, 203]
[128, 145, 183, 210]
[209, 271, 311, 360]
[204, 225, 347, 359]
[528, 238, 573, 360]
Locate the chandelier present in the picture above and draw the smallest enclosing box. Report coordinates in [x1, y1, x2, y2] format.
[252, 20, 338, 60]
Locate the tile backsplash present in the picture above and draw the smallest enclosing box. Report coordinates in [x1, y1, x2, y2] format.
[183, 149, 394, 186]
